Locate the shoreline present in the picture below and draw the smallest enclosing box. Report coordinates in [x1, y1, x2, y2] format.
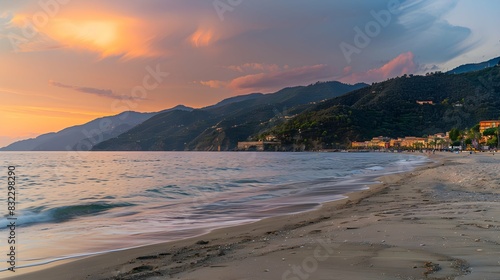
[5, 153, 431, 279]
[8, 152, 500, 279]
[2, 152, 426, 278]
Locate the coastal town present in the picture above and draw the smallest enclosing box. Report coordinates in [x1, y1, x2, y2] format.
[238, 120, 500, 151]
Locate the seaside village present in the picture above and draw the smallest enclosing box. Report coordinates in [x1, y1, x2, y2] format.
[348, 120, 499, 151]
[238, 120, 500, 151]
[350, 134, 449, 150]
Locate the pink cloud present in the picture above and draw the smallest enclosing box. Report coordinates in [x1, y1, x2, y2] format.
[340, 52, 417, 84]
[226, 63, 281, 73]
[227, 64, 330, 92]
[199, 80, 227, 89]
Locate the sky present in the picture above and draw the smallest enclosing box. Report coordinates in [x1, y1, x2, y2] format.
[0, 0, 499, 147]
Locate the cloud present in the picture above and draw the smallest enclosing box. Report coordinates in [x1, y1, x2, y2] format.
[49, 80, 113, 96]
[1, 7, 168, 59]
[1, 1, 476, 65]
[340, 52, 417, 84]
[387, 0, 475, 64]
[228, 64, 331, 92]
[226, 63, 281, 73]
[49, 80, 141, 100]
[0, 12, 63, 53]
[190, 27, 218, 48]
[199, 80, 227, 89]
[199, 64, 332, 92]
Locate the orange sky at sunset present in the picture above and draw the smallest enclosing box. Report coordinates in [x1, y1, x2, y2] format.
[1, 0, 499, 147]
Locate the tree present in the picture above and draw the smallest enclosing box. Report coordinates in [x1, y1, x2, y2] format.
[428, 140, 436, 149]
[472, 124, 480, 132]
[449, 128, 460, 141]
[487, 136, 498, 147]
[437, 139, 446, 150]
[483, 127, 497, 136]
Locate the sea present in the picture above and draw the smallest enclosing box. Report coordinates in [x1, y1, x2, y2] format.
[0, 151, 428, 275]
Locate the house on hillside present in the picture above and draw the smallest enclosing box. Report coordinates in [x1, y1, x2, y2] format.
[416, 100, 434, 105]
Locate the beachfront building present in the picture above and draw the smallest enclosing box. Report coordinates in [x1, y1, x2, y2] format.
[351, 137, 390, 149]
[479, 120, 500, 133]
[427, 133, 450, 149]
[390, 138, 403, 148]
[368, 136, 391, 149]
[351, 141, 369, 149]
[400, 137, 427, 149]
[351, 133, 448, 150]
[237, 141, 281, 151]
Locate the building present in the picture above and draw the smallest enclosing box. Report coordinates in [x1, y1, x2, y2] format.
[351, 141, 369, 149]
[416, 100, 434, 105]
[351, 137, 390, 149]
[400, 137, 427, 148]
[368, 136, 390, 149]
[237, 141, 281, 151]
[427, 133, 450, 149]
[479, 120, 500, 133]
[265, 135, 277, 141]
[351, 133, 448, 150]
[390, 138, 404, 148]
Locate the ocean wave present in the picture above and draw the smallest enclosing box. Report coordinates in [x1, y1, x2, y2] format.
[0, 202, 134, 228]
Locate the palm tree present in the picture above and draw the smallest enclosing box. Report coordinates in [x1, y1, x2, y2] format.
[428, 140, 436, 150]
[437, 139, 446, 150]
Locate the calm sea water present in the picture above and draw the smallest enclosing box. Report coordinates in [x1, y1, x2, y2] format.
[0, 152, 427, 274]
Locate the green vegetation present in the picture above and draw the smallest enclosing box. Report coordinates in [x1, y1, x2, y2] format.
[93, 81, 366, 151]
[440, 124, 498, 150]
[449, 128, 460, 141]
[94, 66, 500, 151]
[269, 67, 500, 150]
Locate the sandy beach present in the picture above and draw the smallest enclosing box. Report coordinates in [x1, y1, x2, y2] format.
[8, 152, 500, 280]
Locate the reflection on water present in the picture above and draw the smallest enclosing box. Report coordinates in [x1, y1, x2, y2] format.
[0, 151, 427, 272]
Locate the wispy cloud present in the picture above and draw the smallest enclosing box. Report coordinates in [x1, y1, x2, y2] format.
[200, 64, 331, 92]
[226, 63, 281, 73]
[340, 52, 417, 84]
[227, 64, 331, 92]
[199, 80, 227, 89]
[49, 80, 142, 100]
[49, 80, 113, 96]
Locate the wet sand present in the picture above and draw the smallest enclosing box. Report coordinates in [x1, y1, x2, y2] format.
[8, 152, 500, 280]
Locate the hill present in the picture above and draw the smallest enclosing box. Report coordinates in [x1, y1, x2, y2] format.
[92, 81, 367, 151]
[0, 105, 192, 151]
[447, 56, 500, 74]
[267, 67, 500, 150]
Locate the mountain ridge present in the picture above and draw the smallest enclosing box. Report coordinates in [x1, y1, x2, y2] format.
[9, 55, 500, 152]
[0, 106, 193, 151]
[447, 56, 500, 74]
[92, 81, 367, 151]
[267, 67, 500, 150]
